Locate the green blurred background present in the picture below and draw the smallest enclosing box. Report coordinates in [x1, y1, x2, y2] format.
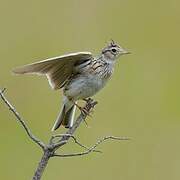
[0, 0, 180, 179]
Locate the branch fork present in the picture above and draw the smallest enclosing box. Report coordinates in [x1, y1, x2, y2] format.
[0, 88, 129, 180]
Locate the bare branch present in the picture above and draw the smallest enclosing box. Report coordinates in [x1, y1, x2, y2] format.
[50, 133, 73, 143]
[70, 135, 102, 153]
[0, 88, 45, 150]
[53, 136, 130, 157]
[1, 89, 129, 180]
[51, 134, 102, 153]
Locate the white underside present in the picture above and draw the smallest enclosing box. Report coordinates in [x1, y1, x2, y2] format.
[64, 74, 108, 101]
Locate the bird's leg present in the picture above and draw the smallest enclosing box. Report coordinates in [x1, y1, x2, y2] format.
[82, 98, 95, 114]
[74, 97, 98, 117]
[74, 102, 91, 117]
[73, 102, 90, 127]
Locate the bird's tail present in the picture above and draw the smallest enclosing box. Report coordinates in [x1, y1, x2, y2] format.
[51, 97, 76, 131]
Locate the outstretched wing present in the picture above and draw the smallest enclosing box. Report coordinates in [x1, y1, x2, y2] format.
[13, 52, 92, 90]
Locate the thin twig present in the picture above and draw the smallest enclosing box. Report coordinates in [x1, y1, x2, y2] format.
[53, 136, 130, 157]
[51, 134, 102, 153]
[0, 88, 45, 150]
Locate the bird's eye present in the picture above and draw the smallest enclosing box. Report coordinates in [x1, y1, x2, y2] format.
[111, 48, 117, 53]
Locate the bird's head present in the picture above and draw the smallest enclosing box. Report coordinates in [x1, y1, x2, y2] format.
[102, 40, 130, 61]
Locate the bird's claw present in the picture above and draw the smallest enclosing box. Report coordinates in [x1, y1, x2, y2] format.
[83, 98, 94, 103]
[84, 98, 98, 109]
[79, 106, 92, 117]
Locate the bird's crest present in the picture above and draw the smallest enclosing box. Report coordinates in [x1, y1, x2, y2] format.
[108, 39, 120, 48]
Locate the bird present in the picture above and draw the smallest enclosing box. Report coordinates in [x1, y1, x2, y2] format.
[13, 40, 130, 131]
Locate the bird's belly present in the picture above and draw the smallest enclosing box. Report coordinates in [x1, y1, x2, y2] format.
[64, 74, 107, 100]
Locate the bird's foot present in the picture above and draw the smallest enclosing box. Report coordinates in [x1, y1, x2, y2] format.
[74, 98, 98, 117]
[74, 102, 91, 127]
[74, 102, 92, 117]
[83, 98, 94, 103]
[74, 99, 98, 127]
[83, 98, 98, 113]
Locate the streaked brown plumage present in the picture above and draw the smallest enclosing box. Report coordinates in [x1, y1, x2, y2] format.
[13, 40, 129, 130]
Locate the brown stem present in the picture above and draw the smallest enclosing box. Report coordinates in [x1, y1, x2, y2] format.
[32, 150, 52, 180]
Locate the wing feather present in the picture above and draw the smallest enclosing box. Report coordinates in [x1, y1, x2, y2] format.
[46, 62, 72, 89]
[13, 52, 92, 89]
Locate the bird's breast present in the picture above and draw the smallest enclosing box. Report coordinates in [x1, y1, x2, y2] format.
[64, 73, 109, 100]
[64, 59, 114, 100]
